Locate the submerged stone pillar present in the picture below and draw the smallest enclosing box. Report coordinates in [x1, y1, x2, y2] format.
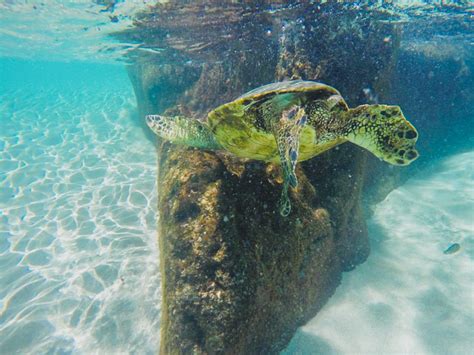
[124, 3, 400, 353]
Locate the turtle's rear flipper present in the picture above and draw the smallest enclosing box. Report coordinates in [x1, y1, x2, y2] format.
[274, 106, 307, 217]
[146, 115, 222, 150]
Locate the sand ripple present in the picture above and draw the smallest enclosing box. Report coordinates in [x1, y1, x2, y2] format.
[0, 73, 160, 354]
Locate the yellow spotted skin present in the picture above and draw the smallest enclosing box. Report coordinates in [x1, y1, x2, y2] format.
[208, 86, 418, 167]
[342, 105, 419, 166]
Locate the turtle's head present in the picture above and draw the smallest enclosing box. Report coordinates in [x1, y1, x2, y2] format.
[344, 104, 419, 166]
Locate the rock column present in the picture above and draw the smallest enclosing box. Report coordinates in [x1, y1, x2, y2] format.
[125, 4, 400, 353]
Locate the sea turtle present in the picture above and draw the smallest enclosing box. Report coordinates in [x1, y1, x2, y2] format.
[146, 80, 419, 216]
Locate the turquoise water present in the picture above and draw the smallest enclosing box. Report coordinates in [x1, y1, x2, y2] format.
[2, 61, 472, 353]
[1, 1, 473, 354]
[1, 60, 160, 353]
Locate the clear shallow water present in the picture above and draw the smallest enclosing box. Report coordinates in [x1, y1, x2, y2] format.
[0, 1, 156, 63]
[1, 57, 471, 354]
[284, 151, 474, 354]
[0, 1, 473, 354]
[0, 61, 160, 353]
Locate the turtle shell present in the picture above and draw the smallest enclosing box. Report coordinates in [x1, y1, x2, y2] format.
[207, 80, 348, 163]
[236, 80, 340, 102]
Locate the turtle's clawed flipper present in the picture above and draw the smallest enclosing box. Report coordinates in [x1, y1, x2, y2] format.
[274, 106, 307, 216]
[146, 115, 222, 150]
[343, 105, 419, 166]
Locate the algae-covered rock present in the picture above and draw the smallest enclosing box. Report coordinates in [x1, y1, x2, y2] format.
[157, 145, 342, 353]
[123, 3, 402, 353]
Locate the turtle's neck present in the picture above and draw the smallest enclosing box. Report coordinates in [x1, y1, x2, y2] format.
[306, 100, 348, 142]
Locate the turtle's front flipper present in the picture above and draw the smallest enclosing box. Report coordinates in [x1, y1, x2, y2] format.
[146, 115, 222, 150]
[343, 105, 419, 166]
[274, 106, 307, 217]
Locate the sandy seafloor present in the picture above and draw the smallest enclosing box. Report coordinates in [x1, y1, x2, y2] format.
[0, 62, 160, 354]
[284, 151, 474, 354]
[1, 61, 473, 354]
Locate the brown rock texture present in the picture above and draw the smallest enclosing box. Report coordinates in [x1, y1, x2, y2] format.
[156, 145, 342, 354]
